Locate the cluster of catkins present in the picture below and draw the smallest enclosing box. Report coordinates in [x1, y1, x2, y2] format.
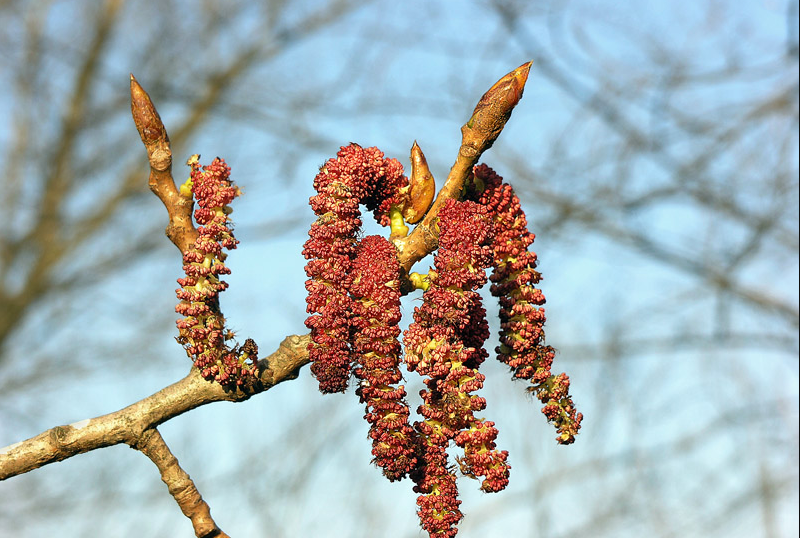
[303, 145, 582, 538]
[175, 156, 258, 386]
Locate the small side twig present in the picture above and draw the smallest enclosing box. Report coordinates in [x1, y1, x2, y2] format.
[136, 428, 229, 538]
[130, 74, 197, 253]
[395, 61, 532, 276]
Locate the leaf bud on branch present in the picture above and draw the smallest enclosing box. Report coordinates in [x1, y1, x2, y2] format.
[395, 62, 532, 275]
[461, 61, 531, 158]
[400, 141, 436, 224]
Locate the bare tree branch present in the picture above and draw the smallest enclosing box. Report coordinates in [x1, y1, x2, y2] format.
[395, 62, 532, 277]
[136, 428, 230, 538]
[0, 334, 310, 481]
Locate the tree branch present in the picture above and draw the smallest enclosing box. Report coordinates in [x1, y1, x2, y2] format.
[2, 61, 537, 536]
[0, 334, 310, 481]
[394, 62, 532, 277]
[136, 428, 230, 538]
[130, 74, 197, 253]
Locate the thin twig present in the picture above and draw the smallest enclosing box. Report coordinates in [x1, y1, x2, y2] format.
[130, 74, 198, 253]
[394, 62, 532, 277]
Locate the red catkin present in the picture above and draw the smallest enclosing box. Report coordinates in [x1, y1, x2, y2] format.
[405, 199, 511, 536]
[470, 163, 582, 444]
[350, 235, 418, 481]
[302, 144, 408, 393]
[300, 143, 581, 537]
[175, 157, 257, 386]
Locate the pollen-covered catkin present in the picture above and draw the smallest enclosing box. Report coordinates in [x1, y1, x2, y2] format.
[405, 199, 511, 537]
[470, 164, 582, 444]
[175, 157, 257, 386]
[350, 235, 418, 481]
[302, 144, 408, 393]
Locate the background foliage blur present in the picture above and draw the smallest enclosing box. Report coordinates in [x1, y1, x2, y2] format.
[0, 1, 797, 537]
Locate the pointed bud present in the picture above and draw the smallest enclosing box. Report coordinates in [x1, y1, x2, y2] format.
[130, 74, 172, 171]
[460, 61, 531, 157]
[401, 141, 436, 224]
[130, 74, 168, 145]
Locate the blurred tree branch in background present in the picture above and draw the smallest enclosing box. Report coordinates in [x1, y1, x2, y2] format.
[492, 0, 798, 331]
[477, 2, 799, 537]
[0, 0, 360, 366]
[0, 1, 366, 531]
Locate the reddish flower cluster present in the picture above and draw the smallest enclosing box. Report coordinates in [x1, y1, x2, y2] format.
[175, 157, 257, 385]
[404, 199, 511, 537]
[350, 235, 418, 481]
[470, 164, 582, 444]
[303, 144, 407, 393]
[301, 143, 581, 538]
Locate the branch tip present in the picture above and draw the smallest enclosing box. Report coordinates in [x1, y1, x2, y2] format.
[395, 63, 534, 273]
[462, 61, 532, 155]
[130, 75, 169, 147]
